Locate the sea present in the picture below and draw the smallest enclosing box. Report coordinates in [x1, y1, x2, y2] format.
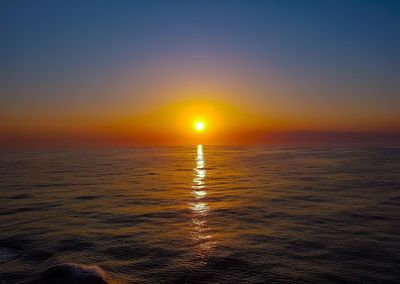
[0, 146, 399, 283]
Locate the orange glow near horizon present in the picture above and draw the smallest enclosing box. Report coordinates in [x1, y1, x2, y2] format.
[1, 96, 399, 147]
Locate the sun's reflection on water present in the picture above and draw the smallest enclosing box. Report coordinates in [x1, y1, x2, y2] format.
[190, 145, 215, 259]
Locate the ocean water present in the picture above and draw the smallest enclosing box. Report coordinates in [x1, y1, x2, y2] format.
[0, 146, 399, 283]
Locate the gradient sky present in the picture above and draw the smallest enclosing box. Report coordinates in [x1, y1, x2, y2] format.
[1, 0, 400, 146]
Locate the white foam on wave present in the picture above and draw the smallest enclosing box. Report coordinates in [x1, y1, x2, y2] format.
[63, 263, 106, 278]
[29, 263, 113, 284]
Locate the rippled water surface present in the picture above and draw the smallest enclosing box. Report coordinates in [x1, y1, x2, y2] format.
[1, 146, 400, 283]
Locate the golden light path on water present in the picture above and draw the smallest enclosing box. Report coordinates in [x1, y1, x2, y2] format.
[190, 145, 215, 259]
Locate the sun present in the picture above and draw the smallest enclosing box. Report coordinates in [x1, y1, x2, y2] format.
[195, 121, 205, 131]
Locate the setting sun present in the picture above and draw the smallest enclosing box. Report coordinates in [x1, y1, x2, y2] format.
[195, 121, 205, 131]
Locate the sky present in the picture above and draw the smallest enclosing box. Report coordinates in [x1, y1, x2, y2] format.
[1, 0, 400, 146]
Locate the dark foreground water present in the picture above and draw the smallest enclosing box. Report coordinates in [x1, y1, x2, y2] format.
[1, 146, 399, 283]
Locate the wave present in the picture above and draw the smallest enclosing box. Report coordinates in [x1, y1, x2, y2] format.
[21, 263, 115, 284]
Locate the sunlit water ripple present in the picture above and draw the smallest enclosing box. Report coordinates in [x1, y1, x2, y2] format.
[0, 146, 399, 283]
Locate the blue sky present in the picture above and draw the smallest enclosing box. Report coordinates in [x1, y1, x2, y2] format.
[1, 0, 399, 144]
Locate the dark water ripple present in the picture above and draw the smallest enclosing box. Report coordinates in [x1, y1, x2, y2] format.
[0, 146, 399, 283]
